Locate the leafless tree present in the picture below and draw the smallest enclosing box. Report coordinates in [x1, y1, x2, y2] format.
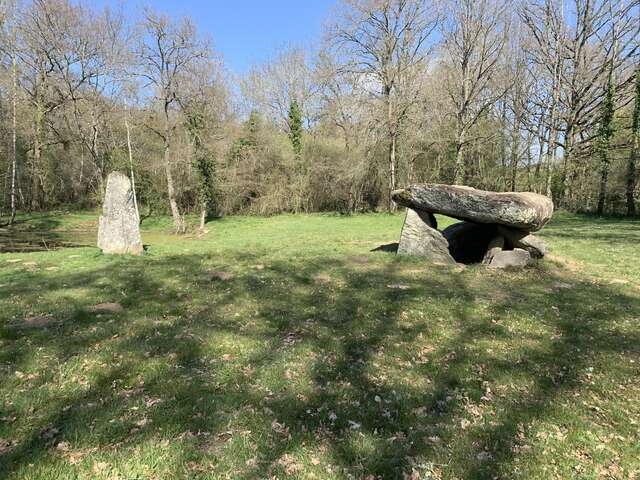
[243, 46, 317, 132]
[441, 0, 509, 185]
[136, 8, 211, 232]
[331, 0, 439, 211]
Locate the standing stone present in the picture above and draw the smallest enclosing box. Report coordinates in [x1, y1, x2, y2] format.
[97, 172, 143, 255]
[398, 208, 455, 264]
[488, 249, 533, 269]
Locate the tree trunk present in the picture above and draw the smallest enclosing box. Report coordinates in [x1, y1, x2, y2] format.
[597, 152, 611, 216]
[562, 125, 575, 209]
[388, 134, 397, 212]
[627, 140, 638, 217]
[510, 115, 521, 192]
[627, 70, 639, 217]
[125, 117, 139, 221]
[385, 81, 397, 213]
[454, 127, 466, 185]
[199, 208, 206, 231]
[162, 99, 184, 233]
[9, 51, 18, 225]
[525, 132, 533, 192]
[164, 138, 184, 233]
[31, 121, 42, 211]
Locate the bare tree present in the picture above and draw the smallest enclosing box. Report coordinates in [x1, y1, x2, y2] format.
[0, 0, 18, 223]
[559, 0, 638, 208]
[522, 0, 568, 198]
[243, 47, 317, 132]
[12, 0, 64, 210]
[441, 0, 509, 185]
[627, 67, 639, 216]
[331, 0, 439, 211]
[505, 25, 533, 192]
[137, 9, 210, 232]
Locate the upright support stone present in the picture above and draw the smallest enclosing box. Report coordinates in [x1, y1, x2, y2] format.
[97, 172, 143, 255]
[398, 208, 456, 264]
[488, 249, 533, 269]
[483, 236, 505, 264]
[497, 226, 547, 258]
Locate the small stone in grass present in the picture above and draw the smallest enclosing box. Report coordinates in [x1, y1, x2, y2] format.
[56, 441, 71, 451]
[89, 302, 124, 313]
[6, 259, 23, 263]
[210, 271, 234, 281]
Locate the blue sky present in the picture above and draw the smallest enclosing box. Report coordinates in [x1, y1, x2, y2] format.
[99, 0, 337, 72]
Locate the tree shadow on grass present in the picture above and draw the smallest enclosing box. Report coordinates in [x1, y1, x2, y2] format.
[0, 215, 92, 253]
[1, 250, 639, 479]
[541, 213, 640, 244]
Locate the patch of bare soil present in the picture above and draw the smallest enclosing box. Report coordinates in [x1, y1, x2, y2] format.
[10, 314, 62, 330]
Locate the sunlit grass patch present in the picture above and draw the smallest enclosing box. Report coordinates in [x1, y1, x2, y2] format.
[1, 211, 639, 479]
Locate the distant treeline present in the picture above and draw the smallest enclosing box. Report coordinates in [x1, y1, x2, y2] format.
[0, 0, 639, 230]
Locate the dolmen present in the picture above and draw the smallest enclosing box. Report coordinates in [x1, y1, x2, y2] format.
[97, 171, 143, 255]
[392, 184, 553, 268]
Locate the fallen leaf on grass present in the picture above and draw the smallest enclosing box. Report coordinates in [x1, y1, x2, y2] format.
[0, 438, 17, 455]
[274, 454, 303, 475]
[271, 420, 290, 436]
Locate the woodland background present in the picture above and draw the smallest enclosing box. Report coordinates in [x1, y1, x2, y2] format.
[0, 0, 639, 232]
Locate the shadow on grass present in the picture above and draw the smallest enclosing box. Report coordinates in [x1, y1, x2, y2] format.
[0, 215, 92, 253]
[542, 212, 640, 243]
[371, 242, 399, 253]
[1, 248, 639, 479]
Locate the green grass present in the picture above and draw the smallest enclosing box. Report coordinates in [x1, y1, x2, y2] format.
[0, 211, 639, 479]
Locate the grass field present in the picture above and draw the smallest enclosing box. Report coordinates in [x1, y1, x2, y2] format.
[1, 211, 639, 479]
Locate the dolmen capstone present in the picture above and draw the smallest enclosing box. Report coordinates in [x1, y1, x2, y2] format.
[97, 171, 143, 255]
[392, 184, 553, 268]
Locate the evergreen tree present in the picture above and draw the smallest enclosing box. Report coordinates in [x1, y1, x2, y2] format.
[186, 109, 219, 230]
[596, 73, 616, 215]
[288, 99, 303, 159]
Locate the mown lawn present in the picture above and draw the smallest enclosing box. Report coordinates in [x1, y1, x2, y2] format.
[0, 211, 639, 479]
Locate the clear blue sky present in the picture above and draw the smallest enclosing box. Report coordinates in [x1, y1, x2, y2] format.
[99, 0, 337, 72]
